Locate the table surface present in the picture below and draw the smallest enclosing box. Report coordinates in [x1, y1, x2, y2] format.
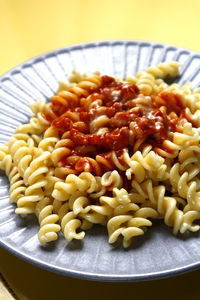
[1, 0, 200, 299]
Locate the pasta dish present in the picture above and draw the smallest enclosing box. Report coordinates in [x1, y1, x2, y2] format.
[1, 61, 200, 247]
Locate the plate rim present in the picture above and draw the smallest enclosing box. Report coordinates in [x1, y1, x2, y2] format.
[1, 39, 200, 281]
[0, 39, 197, 81]
[1, 237, 200, 282]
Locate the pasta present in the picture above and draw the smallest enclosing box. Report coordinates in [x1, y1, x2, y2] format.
[35, 197, 60, 245]
[2, 61, 200, 248]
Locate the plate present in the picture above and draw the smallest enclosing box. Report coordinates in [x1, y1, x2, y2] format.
[1, 40, 200, 281]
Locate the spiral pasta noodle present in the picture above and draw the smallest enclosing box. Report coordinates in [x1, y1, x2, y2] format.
[56, 201, 87, 242]
[35, 197, 61, 244]
[2, 61, 200, 248]
[0, 146, 26, 203]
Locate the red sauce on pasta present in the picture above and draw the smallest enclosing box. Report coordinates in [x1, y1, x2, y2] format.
[46, 75, 188, 174]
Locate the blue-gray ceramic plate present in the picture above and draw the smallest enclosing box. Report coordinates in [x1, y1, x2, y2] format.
[1, 40, 200, 281]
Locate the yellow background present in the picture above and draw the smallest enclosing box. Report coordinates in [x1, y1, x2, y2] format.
[1, 0, 200, 299]
[1, 0, 200, 76]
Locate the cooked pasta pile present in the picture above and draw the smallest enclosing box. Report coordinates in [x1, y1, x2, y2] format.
[1, 61, 200, 247]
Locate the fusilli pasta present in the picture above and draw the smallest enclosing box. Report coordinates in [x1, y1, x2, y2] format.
[2, 61, 200, 248]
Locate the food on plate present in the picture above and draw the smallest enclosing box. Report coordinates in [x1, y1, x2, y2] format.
[1, 61, 200, 247]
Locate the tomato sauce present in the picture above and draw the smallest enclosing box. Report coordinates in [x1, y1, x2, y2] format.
[45, 75, 188, 174]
